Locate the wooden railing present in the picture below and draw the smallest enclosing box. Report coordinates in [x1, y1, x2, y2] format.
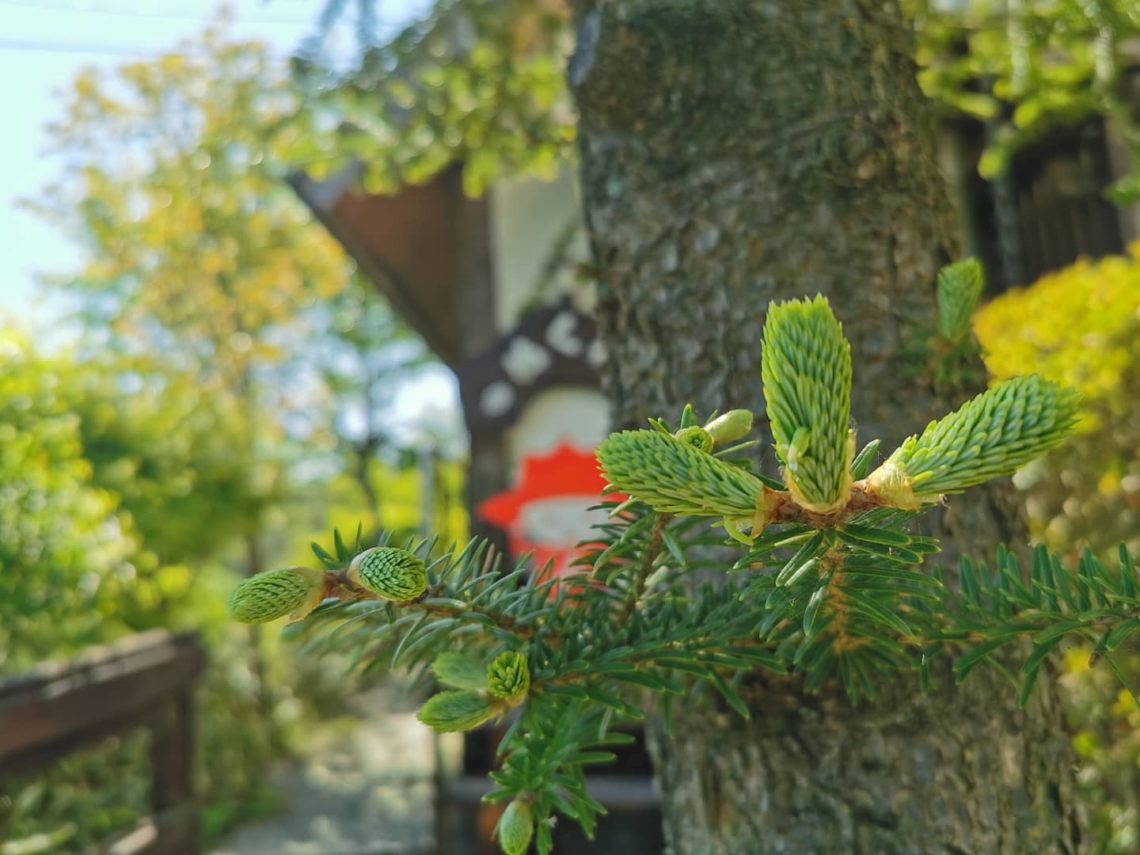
[0, 631, 206, 855]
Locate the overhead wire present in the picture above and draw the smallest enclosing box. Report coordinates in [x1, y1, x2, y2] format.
[0, 0, 320, 27]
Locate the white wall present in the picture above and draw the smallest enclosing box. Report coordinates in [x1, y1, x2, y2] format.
[506, 386, 611, 476]
[490, 167, 593, 334]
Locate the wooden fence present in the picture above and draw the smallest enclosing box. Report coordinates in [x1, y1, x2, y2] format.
[0, 631, 206, 855]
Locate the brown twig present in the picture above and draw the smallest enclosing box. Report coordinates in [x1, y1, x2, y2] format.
[615, 513, 673, 626]
[324, 570, 539, 639]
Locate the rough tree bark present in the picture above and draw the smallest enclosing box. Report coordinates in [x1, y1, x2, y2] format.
[568, 1, 1084, 851]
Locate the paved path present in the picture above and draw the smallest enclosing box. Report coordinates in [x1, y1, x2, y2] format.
[213, 688, 436, 855]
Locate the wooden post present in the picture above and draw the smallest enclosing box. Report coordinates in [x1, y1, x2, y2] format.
[150, 688, 199, 855]
[0, 631, 206, 855]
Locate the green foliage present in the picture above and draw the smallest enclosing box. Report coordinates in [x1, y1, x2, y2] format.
[0, 733, 150, 853]
[0, 337, 306, 849]
[8, 12, 460, 852]
[0, 334, 136, 670]
[296, 0, 573, 195]
[975, 247, 1140, 849]
[902, 257, 988, 395]
[1061, 645, 1140, 853]
[31, 23, 351, 385]
[246, 292, 1121, 854]
[912, 0, 1140, 191]
[308, 1, 1139, 205]
[61, 359, 255, 572]
[948, 544, 1140, 706]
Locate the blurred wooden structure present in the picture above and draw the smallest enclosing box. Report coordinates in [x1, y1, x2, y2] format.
[289, 164, 511, 546]
[947, 118, 1130, 293]
[0, 631, 206, 855]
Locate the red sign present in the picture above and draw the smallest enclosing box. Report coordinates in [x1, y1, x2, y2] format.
[478, 444, 621, 585]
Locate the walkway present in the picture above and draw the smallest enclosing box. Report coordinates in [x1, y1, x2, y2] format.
[212, 687, 436, 855]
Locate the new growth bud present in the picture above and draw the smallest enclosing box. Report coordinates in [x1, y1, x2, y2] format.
[761, 296, 853, 513]
[868, 375, 1079, 505]
[674, 425, 713, 453]
[227, 567, 326, 624]
[597, 429, 764, 519]
[348, 547, 428, 603]
[486, 651, 530, 705]
[496, 798, 535, 855]
[432, 652, 489, 692]
[703, 409, 753, 447]
[937, 258, 984, 342]
[417, 690, 498, 732]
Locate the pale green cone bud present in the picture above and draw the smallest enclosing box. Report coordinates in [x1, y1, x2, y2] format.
[486, 651, 530, 705]
[348, 547, 428, 603]
[674, 426, 713, 453]
[761, 296, 853, 513]
[432, 652, 488, 692]
[597, 430, 765, 518]
[228, 567, 325, 624]
[937, 258, 984, 342]
[417, 690, 498, 732]
[496, 799, 534, 855]
[870, 375, 1078, 503]
[703, 409, 753, 447]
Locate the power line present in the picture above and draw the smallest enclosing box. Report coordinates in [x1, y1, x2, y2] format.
[0, 0, 321, 27]
[0, 0, 415, 29]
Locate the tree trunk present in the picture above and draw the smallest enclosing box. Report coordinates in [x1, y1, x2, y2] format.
[568, 1, 1083, 851]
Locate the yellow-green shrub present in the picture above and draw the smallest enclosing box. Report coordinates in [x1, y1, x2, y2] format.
[975, 246, 1140, 557]
[976, 247, 1140, 853]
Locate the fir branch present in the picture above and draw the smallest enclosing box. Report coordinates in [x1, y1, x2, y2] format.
[237, 291, 1099, 855]
[615, 512, 672, 625]
[947, 544, 1140, 706]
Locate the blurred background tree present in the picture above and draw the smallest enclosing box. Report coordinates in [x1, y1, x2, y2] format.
[306, 276, 434, 538]
[0, 334, 137, 670]
[911, 0, 1140, 196]
[27, 19, 352, 582]
[293, 0, 573, 195]
[3, 11, 462, 851]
